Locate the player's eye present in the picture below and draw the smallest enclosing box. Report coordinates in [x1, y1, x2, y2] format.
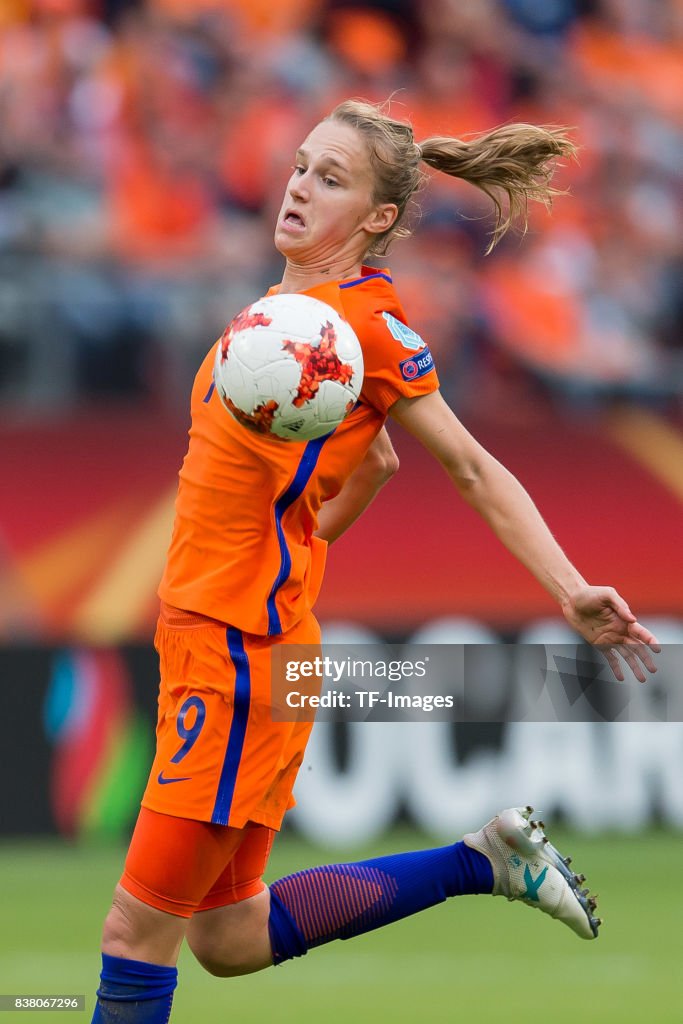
[292, 164, 306, 176]
[322, 176, 339, 188]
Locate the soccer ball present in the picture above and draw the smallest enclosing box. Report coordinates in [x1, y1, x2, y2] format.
[213, 293, 364, 441]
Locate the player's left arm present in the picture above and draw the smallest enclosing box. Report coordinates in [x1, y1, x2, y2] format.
[390, 390, 660, 682]
[315, 427, 399, 544]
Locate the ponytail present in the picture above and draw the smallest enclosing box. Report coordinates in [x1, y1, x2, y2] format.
[418, 125, 577, 252]
[330, 99, 577, 254]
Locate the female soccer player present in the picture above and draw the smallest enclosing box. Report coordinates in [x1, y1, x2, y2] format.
[91, 100, 659, 1023]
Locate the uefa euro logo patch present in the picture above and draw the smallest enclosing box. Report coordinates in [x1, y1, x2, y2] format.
[400, 346, 435, 381]
[382, 311, 425, 351]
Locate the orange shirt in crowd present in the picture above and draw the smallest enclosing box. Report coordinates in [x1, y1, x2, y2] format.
[149, 0, 322, 37]
[159, 267, 439, 635]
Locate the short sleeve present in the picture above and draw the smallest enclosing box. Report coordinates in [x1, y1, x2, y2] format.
[291, 270, 440, 420]
[354, 306, 440, 417]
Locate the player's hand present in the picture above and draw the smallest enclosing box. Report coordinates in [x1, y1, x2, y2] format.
[560, 585, 660, 683]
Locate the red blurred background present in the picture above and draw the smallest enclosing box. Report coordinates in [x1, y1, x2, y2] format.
[1, 0, 682, 641]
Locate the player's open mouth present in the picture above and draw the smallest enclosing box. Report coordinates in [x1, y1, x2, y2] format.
[282, 210, 306, 232]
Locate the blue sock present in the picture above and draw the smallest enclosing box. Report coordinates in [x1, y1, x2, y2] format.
[268, 840, 493, 964]
[91, 954, 178, 1023]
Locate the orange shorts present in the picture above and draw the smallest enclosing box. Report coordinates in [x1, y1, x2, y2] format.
[121, 807, 275, 917]
[141, 602, 319, 831]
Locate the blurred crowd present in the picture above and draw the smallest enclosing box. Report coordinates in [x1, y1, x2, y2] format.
[0, 0, 681, 414]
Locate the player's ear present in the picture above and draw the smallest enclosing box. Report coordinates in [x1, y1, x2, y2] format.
[364, 203, 398, 237]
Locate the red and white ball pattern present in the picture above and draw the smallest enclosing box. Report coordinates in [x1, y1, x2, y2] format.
[213, 293, 364, 441]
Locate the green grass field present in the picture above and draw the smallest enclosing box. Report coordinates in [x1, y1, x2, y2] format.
[1, 829, 681, 1024]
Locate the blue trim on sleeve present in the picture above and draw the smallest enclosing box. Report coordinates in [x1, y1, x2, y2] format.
[266, 434, 332, 635]
[212, 627, 252, 825]
[203, 381, 215, 403]
[339, 272, 393, 290]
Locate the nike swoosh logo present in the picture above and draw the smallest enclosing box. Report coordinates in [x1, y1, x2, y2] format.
[157, 771, 192, 785]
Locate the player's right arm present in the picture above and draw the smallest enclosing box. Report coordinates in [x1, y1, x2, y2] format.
[390, 389, 660, 682]
[315, 427, 399, 544]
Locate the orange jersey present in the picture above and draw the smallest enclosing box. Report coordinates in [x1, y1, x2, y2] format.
[158, 266, 439, 635]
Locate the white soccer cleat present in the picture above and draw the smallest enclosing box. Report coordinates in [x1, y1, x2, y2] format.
[464, 806, 601, 940]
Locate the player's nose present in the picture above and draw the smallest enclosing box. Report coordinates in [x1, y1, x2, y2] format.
[289, 174, 310, 202]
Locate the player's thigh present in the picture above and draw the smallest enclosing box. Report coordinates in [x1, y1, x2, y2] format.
[109, 807, 251, 964]
[121, 806, 248, 917]
[187, 888, 272, 976]
[186, 822, 275, 976]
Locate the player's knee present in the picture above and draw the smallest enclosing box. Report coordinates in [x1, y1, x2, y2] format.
[190, 924, 270, 977]
[188, 890, 272, 978]
[191, 937, 261, 978]
[366, 429, 400, 485]
[101, 889, 139, 956]
[194, 952, 238, 978]
[381, 449, 400, 481]
[368, 445, 400, 484]
[101, 884, 186, 964]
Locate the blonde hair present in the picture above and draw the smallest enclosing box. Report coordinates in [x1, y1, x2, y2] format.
[329, 98, 577, 255]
